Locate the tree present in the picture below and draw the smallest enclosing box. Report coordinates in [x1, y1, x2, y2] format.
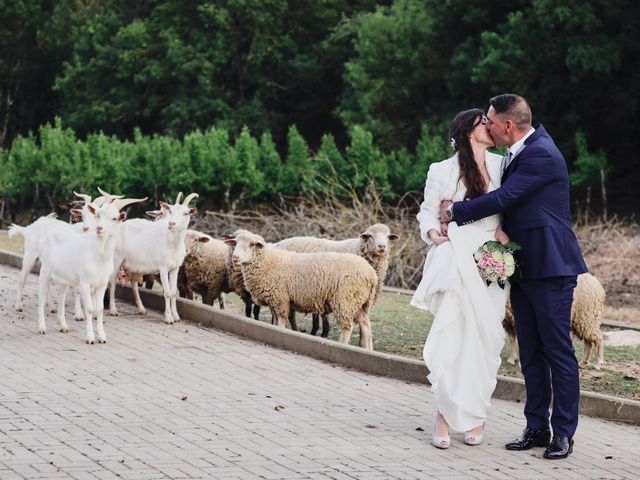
[570, 131, 609, 220]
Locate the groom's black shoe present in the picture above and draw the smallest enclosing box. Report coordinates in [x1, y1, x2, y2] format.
[505, 427, 551, 450]
[543, 435, 573, 459]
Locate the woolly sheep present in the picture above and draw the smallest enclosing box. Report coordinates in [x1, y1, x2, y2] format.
[274, 223, 399, 336]
[223, 229, 262, 321]
[181, 229, 230, 307]
[503, 272, 605, 370]
[226, 231, 378, 349]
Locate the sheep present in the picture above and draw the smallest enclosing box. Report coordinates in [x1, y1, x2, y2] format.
[36, 196, 144, 343]
[226, 231, 378, 349]
[274, 223, 399, 336]
[223, 229, 261, 321]
[180, 229, 230, 307]
[107, 192, 199, 324]
[503, 272, 606, 370]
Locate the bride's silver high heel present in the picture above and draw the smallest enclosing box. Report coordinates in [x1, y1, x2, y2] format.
[432, 412, 450, 449]
[464, 422, 485, 446]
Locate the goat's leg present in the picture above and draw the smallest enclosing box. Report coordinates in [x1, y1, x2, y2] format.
[57, 286, 69, 333]
[47, 283, 57, 314]
[321, 314, 330, 338]
[94, 287, 107, 343]
[355, 309, 373, 350]
[80, 285, 95, 344]
[169, 268, 180, 322]
[580, 340, 593, 369]
[15, 251, 37, 311]
[158, 268, 174, 323]
[131, 280, 147, 315]
[507, 333, 518, 365]
[73, 290, 84, 321]
[108, 273, 119, 316]
[36, 267, 50, 334]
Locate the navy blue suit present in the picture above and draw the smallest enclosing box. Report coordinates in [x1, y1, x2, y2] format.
[453, 125, 587, 437]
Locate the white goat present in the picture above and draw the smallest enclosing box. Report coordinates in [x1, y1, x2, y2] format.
[37, 197, 144, 343]
[107, 192, 199, 323]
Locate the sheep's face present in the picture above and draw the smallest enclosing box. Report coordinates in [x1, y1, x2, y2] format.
[226, 233, 265, 265]
[184, 230, 210, 252]
[359, 224, 399, 257]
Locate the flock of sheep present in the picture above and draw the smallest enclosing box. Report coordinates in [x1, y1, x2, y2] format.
[6, 188, 605, 367]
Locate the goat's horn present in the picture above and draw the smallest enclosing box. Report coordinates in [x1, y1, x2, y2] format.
[114, 197, 148, 211]
[182, 193, 199, 206]
[97, 187, 125, 202]
[73, 191, 92, 204]
[175, 192, 184, 205]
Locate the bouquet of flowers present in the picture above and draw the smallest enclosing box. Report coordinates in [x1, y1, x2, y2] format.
[473, 240, 521, 289]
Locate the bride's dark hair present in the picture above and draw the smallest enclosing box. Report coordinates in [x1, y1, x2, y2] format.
[449, 108, 486, 200]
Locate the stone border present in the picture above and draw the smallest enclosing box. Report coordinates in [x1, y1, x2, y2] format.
[1, 248, 639, 425]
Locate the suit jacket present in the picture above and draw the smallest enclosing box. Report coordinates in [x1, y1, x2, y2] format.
[452, 125, 587, 279]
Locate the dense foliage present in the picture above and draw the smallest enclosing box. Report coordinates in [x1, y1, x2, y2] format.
[1, 0, 638, 215]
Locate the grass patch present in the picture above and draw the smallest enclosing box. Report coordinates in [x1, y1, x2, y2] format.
[0, 230, 24, 254]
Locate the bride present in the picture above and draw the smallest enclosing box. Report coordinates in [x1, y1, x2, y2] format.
[411, 108, 509, 449]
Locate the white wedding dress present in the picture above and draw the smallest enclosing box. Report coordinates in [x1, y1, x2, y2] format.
[411, 152, 507, 432]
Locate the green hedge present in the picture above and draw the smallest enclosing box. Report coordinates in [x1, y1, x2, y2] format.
[0, 118, 448, 212]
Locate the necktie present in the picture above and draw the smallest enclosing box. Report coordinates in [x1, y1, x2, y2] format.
[501, 151, 513, 175]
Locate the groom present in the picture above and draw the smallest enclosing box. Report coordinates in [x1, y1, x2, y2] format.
[439, 94, 587, 459]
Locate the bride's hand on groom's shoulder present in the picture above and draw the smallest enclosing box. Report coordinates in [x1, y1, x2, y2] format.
[495, 224, 510, 245]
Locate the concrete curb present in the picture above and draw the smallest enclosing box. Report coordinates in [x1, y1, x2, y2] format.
[2, 248, 639, 425]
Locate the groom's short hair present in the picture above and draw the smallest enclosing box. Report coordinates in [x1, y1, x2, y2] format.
[490, 94, 532, 131]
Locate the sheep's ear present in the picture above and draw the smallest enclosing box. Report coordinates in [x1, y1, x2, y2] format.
[388, 234, 400, 241]
[119, 212, 127, 221]
[223, 238, 237, 246]
[70, 209, 83, 216]
[359, 233, 372, 241]
[189, 207, 198, 215]
[221, 233, 235, 240]
[250, 240, 265, 249]
[198, 236, 210, 243]
[159, 201, 171, 211]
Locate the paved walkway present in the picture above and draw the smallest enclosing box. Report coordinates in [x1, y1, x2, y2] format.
[0, 262, 639, 480]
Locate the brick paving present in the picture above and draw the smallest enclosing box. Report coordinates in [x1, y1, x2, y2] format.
[0, 262, 639, 480]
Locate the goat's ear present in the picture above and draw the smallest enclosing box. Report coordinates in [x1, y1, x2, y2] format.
[198, 236, 210, 243]
[189, 207, 198, 215]
[119, 212, 127, 221]
[59, 203, 71, 211]
[87, 204, 96, 215]
[145, 210, 161, 219]
[388, 234, 399, 241]
[159, 201, 171, 211]
[224, 239, 237, 246]
[70, 209, 83, 216]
